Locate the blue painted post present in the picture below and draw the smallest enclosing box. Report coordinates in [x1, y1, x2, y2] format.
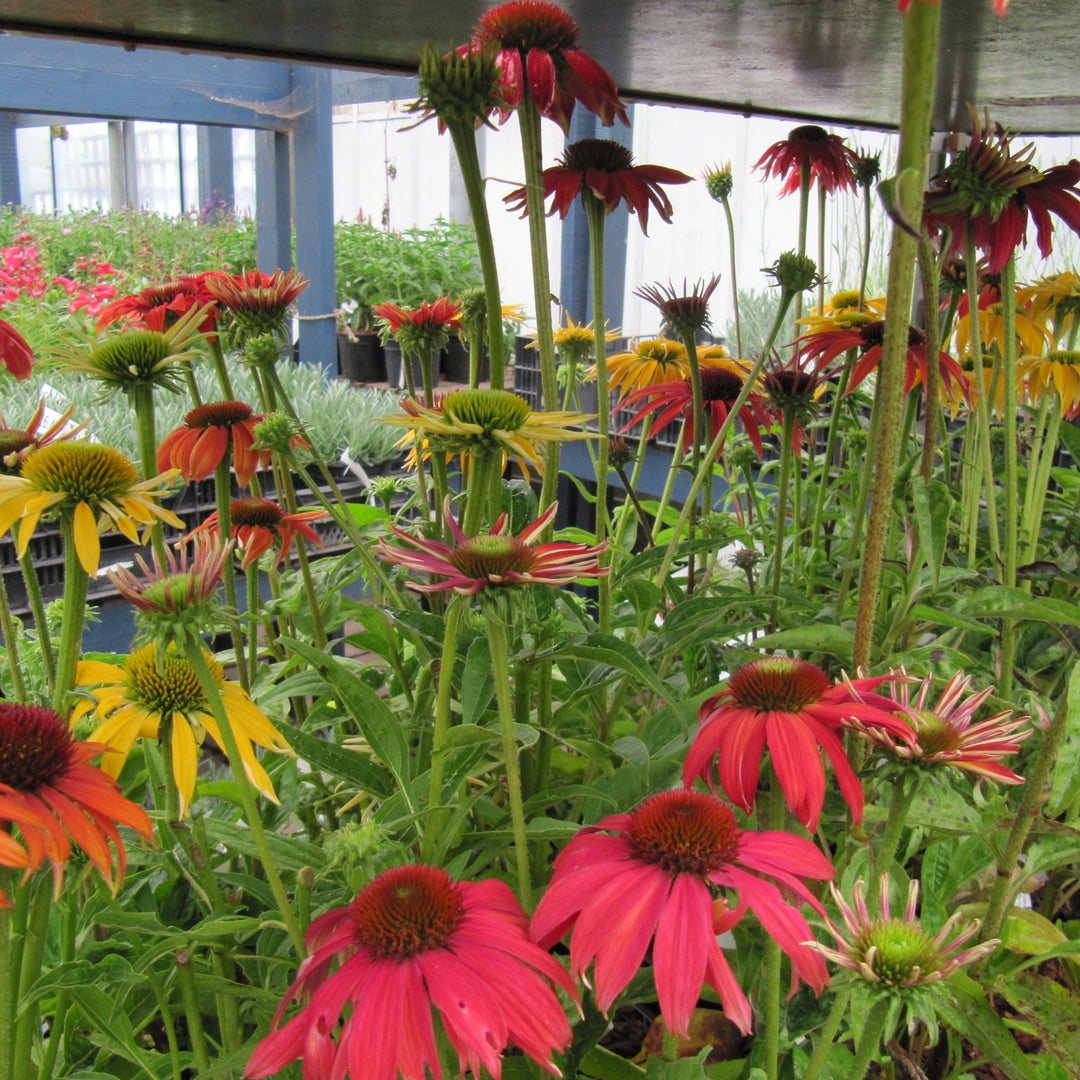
[0, 112, 20, 206]
[255, 129, 291, 272]
[197, 125, 235, 218]
[291, 65, 336, 375]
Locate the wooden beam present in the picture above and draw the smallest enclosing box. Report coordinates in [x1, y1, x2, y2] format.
[0, 36, 294, 131]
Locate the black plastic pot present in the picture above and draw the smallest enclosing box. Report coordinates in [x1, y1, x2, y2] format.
[337, 332, 386, 383]
[385, 340, 440, 392]
[441, 334, 490, 384]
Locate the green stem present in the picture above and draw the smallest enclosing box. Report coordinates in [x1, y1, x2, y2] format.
[52, 513, 89, 713]
[145, 969, 183, 1080]
[516, 89, 560, 513]
[817, 182, 827, 317]
[793, 161, 812, 328]
[207, 337, 235, 400]
[0, 887, 12, 1080]
[0, 573, 27, 702]
[809, 355, 853, 562]
[858, 184, 873, 310]
[38, 896, 77, 1080]
[1000, 254, 1019, 699]
[18, 551, 54, 693]
[213, 462, 250, 691]
[1023, 399, 1061, 563]
[852, 0, 941, 672]
[648, 433, 688, 546]
[245, 562, 261, 676]
[584, 195, 612, 631]
[175, 948, 211, 1074]
[12, 875, 51, 1080]
[981, 666, 1076, 948]
[611, 435, 650, 551]
[484, 602, 532, 907]
[130, 383, 169, 564]
[769, 406, 796, 632]
[421, 597, 463, 863]
[276, 466, 328, 651]
[446, 122, 506, 390]
[918, 239, 943, 482]
[721, 195, 743, 358]
[847, 997, 891, 1080]
[762, 779, 787, 1080]
[679, 331, 705, 597]
[800, 989, 852, 1080]
[965, 226, 1002, 565]
[872, 771, 915, 876]
[182, 641, 306, 954]
[651, 293, 794, 596]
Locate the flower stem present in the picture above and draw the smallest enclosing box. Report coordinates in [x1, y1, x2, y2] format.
[0, 882, 12, 1080]
[769, 406, 796, 632]
[762, 779, 787, 1080]
[793, 161, 812, 327]
[720, 195, 743, 358]
[872, 771, 915, 877]
[0, 573, 27, 702]
[583, 195, 613, 630]
[18, 552, 54, 693]
[182, 640, 306, 954]
[852, 0, 941, 672]
[817, 184, 827, 317]
[421, 596, 463, 863]
[999, 254, 1019, 700]
[917, 239, 943, 481]
[484, 602, 532, 907]
[213, 462, 250, 691]
[800, 988, 852, 1080]
[175, 947, 211, 1074]
[207, 337, 236, 400]
[130, 382, 169, 564]
[447, 122, 506, 390]
[52, 513, 89, 713]
[515, 91, 560, 513]
[847, 996, 891, 1080]
[12, 874, 51, 1080]
[808, 355, 853, 564]
[37, 894, 76, 1080]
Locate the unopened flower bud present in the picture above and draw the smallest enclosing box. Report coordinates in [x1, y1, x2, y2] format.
[764, 251, 820, 296]
[702, 163, 734, 202]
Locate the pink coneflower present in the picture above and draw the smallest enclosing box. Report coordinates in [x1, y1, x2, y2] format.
[504, 138, 691, 235]
[684, 659, 913, 831]
[473, 0, 628, 133]
[246, 864, 574, 1080]
[806, 876, 998, 988]
[847, 670, 1030, 784]
[192, 497, 326, 569]
[620, 362, 773, 458]
[530, 789, 833, 1037]
[0, 703, 153, 901]
[0, 401, 83, 473]
[157, 400, 271, 488]
[377, 500, 607, 595]
[755, 125, 857, 197]
[96, 275, 220, 334]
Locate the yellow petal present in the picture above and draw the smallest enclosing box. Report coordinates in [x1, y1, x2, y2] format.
[15, 505, 45, 557]
[171, 718, 199, 818]
[73, 501, 101, 574]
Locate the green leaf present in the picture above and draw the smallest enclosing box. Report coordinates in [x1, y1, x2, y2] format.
[612, 736, 650, 772]
[1050, 661, 1080, 816]
[288, 725, 394, 797]
[462, 637, 496, 725]
[439, 724, 500, 750]
[910, 476, 953, 588]
[283, 638, 412, 800]
[579, 1045, 647, 1080]
[343, 501, 388, 528]
[959, 587, 1080, 629]
[997, 971, 1080, 1073]
[752, 625, 854, 664]
[937, 973, 1038, 1080]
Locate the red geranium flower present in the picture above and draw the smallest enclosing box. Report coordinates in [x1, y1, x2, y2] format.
[755, 125, 857, 196]
[0, 703, 153, 902]
[530, 789, 833, 1037]
[193, 497, 326, 569]
[684, 659, 913, 830]
[798, 320, 971, 402]
[620, 362, 773, 458]
[377, 499, 607, 595]
[246, 864, 574, 1080]
[157, 400, 270, 488]
[505, 138, 691, 235]
[0, 317, 34, 380]
[96, 275, 220, 334]
[473, 0, 628, 133]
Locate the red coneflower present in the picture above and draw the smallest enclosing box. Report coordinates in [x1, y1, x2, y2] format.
[192, 496, 326, 569]
[0, 702, 152, 900]
[473, 0, 628, 133]
[635, 276, 721, 340]
[684, 659, 913, 831]
[620, 362, 773, 458]
[847, 670, 1030, 784]
[0, 401, 83, 473]
[530, 789, 833, 1037]
[246, 864, 574, 1080]
[96, 274, 220, 334]
[798, 320, 971, 402]
[203, 268, 308, 340]
[373, 296, 463, 364]
[755, 125, 857, 197]
[0, 317, 34, 380]
[377, 499, 607, 595]
[505, 138, 691, 235]
[157, 400, 270, 488]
